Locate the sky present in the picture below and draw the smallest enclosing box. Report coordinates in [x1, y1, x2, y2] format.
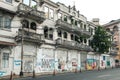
[51, 0, 120, 25]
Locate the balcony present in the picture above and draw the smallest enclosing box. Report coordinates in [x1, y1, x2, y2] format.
[111, 41, 118, 46]
[72, 26, 91, 36]
[109, 50, 118, 56]
[56, 19, 72, 31]
[15, 29, 45, 44]
[17, 3, 45, 23]
[56, 19, 91, 36]
[56, 38, 93, 51]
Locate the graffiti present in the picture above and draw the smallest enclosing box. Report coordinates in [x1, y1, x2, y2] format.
[0, 71, 6, 77]
[24, 60, 33, 72]
[36, 58, 56, 71]
[41, 59, 54, 68]
[14, 60, 21, 66]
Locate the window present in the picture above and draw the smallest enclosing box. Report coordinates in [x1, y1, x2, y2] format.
[0, 16, 3, 28]
[30, 22, 36, 30]
[64, 15, 67, 22]
[4, 17, 11, 29]
[2, 53, 9, 68]
[49, 28, 53, 39]
[23, 0, 29, 6]
[44, 27, 48, 38]
[84, 24, 86, 30]
[84, 38, 87, 43]
[63, 32, 67, 39]
[0, 15, 11, 29]
[80, 37, 83, 42]
[58, 13, 62, 19]
[71, 34, 74, 40]
[23, 0, 37, 9]
[75, 20, 78, 26]
[31, 0, 37, 8]
[57, 30, 62, 37]
[71, 18, 74, 24]
[80, 23, 83, 29]
[44, 27, 53, 40]
[22, 20, 29, 28]
[44, 7, 49, 18]
[5, 0, 12, 3]
[49, 9, 54, 20]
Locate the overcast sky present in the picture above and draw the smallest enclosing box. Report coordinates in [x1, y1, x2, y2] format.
[51, 0, 120, 25]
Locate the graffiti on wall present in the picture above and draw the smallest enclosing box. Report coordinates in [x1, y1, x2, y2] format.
[24, 60, 33, 72]
[14, 60, 21, 66]
[36, 58, 54, 71]
[0, 71, 6, 77]
[41, 59, 54, 71]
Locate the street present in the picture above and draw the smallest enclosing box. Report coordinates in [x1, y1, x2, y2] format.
[14, 68, 120, 80]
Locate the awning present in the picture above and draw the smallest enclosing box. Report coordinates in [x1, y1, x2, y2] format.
[0, 41, 16, 46]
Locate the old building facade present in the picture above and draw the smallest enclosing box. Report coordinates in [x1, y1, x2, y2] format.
[0, 0, 114, 77]
[103, 19, 120, 66]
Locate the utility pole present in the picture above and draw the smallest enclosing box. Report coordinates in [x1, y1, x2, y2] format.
[19, 21, 24, 76]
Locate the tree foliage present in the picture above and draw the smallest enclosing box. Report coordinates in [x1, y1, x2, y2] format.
[90, 26, 111, 54]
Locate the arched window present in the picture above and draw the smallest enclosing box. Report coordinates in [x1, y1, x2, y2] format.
[113, 26, 118, 32]
[71, 34, 74, 40]
[63, 32, 67, 39]
[44, 26, 48, 38]
[30, 22, 36, 30]
[44, 26, 53, 40]
[57, 29, 62, 37]
[49, 28, 53, 39]
[22, 19, 29, 28]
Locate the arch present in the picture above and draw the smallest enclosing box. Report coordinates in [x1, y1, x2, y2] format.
[63, 32, 67, 38]
[30, 22, 37, 30]
[113, 25, 118, 31]
[21, 19, 29, 28]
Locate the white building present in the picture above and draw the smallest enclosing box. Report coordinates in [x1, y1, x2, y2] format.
[0, 0, 96, 76]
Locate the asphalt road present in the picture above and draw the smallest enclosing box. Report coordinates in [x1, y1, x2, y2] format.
[15, 68, 120, 80]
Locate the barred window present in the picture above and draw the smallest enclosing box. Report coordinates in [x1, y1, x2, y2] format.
[2, 53, 9, 68]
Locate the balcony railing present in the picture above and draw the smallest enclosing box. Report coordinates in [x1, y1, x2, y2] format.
[56, 19, 72, 30]
[72, 26, 91, 36]
[56, 38, 93, 51]
[17, 3, 45, 23]
[56, 19, 91, 36]
[15, 29, 45, 44]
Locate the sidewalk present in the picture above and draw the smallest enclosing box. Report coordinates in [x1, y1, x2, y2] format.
[0, 67, 115, 80]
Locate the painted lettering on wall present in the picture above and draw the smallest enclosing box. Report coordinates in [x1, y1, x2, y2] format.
[14, 60, 21, 66]
[0, 71, 6, 77]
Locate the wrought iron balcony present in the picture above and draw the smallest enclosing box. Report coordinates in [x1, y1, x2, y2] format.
[56, 38, 92, 51]
[56, 19, 91, 36]
[15, 29, 45, 44]
[17, 3, 45, 23]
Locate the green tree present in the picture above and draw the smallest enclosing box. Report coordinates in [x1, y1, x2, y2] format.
[91, 26, 111, 53]
[90, 26, 111, 70]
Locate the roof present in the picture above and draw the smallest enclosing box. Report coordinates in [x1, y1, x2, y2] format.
[103, 19, 120, 27]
